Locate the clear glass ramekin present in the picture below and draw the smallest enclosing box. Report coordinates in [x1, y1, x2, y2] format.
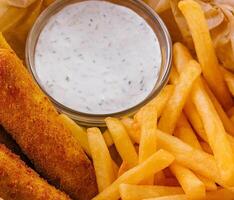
[26, 0, 172, 126]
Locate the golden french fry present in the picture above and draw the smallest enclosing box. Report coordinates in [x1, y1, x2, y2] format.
[183, 100, 208, 142]
[87, 128, 115, 192]
[0, 6, 28, 32]
[119, 184, 183, 200]
[175, 114, 217, 191]
[174, 113, 202, 150]
[144, 189, 234, 200]
[158, 60, 201, 134]
[118, 161, 129, 177]
[111, 159, 119, 179]
[196, 174, 217, 191]
[134, 84, 174, 125]
[156, 130, 220, 184]
[202, 78, 234, 135]
[143, 195, 187, 200]
[102, 130, 113, 147]
[58, 114, 90, 156]
[173, 42, 192, 73]
[173, 42, 208, 141]
[121, 117, 140, 144]
[105, 117, 138, 168]
[139, 105, 157, 184]
[191, 74, 234, 186]
[200, 142, 213, 155]
[170, 163, 206, 200]
[178, 0, 233, 110]
[221, 67, 234, 97]
[92, 149, 175, 200]
[0, 32, 13, 50]
[205, 188, 234, 200]
[169, 66, 179, 84]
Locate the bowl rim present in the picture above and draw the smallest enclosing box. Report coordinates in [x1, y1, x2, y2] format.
[25, 0, 172, 126]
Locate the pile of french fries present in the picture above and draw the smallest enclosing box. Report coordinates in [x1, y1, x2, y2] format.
[57, 0, 234, 199]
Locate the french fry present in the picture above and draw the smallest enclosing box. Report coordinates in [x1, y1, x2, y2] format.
[173, 42, 192, 73]
[175, 114, 217, 191]
[158, 60, 201, 134]
[221, 67, 234, 96]
[102, 130, 113, 147]
[121, 117, 140, 144]
[105, 117, 138, 168]
[118, 161, 128, 177]
[144, 189, 234, 200]
[191, 74, 234, 186]
[87, 128, 115, 192]
[170, 163, 206, 200]
[205, 188, 234, 200]
[111, 159, 119, 179]
[58, 114, 91, 156]
[143, 195, 187, 200]
[156, 130, 221, 184]
[169, 66, 179, 84]
[119, 184, 183, 200]
[139, 105, 157, 184]
[202, 78, 234, 135]
[196, 174, 217, 191]
[178, 0, 233, 110]
[174, 113, 202, 150]
[200, 141, 213, 155]
[183, 100, 208, 142]
[134, 84, 174, 125]
[173, 42, 208, 141]
[92, 149, 175, 200]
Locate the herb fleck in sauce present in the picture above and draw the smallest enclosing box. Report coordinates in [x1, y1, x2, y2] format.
[35, 1, 161, 114]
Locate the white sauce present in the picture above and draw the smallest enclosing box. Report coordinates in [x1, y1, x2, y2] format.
[35, 0, 161, 114]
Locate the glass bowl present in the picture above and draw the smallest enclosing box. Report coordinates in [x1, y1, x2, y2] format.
[26, 0, 172, 126]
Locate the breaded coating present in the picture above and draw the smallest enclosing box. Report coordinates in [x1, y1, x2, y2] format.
[0, 49, 97, 200]
[0, 126, 32, 166]
[0, 144, 70, 200]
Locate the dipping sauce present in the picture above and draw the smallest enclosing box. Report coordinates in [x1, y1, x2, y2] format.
[35, 0, 161, 114]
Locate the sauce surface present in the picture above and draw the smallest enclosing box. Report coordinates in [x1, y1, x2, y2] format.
[35, 0, 161, 114]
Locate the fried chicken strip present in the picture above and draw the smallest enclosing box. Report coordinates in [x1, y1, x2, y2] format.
[0, 49, 97, 200]
[0, 126, 32, 166]
[0, 144, 70, 200]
